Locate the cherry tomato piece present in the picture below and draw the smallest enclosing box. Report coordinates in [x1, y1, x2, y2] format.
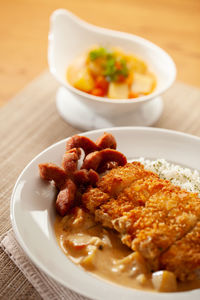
[95, 76, 109, 91]
[91, 88, 105, 97]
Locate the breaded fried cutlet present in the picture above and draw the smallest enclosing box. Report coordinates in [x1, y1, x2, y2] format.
[82, 162, 159, 212]
[95, 175, 170, 228]
[121, 188, 200, 268]
[82, 188, 110, 213]
[81, 162, 200, 280]
[96, 188, 200, 271]
[160, 221, 200, 281]
[97, 162, 149, 196]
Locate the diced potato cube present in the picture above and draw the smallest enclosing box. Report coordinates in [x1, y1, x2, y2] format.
[136, 274, 148, 285]
[108, 82, 129, 99]
[111, 47, 146, 76]
[129, 251, 148, 275]
[80, 252, 95, 270]
[80, 245, 97, 270]
[73, 68, 94, 92]
[67, 55, 94, 92]
[126, 55, 147, 74]
[131, 73, 155, 95]
[114, 251, 148, 276]
[87, 61, 102, 76]
[152, 270, 177, 292]
[67, 55, 85, 83]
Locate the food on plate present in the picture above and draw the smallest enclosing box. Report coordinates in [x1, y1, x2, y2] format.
[160, 221, 200, 282]
[39, 133, 126, 216]
[67, 46, 156, 99]
[39, 133, 200, 292]
[83, 163, 200, 280]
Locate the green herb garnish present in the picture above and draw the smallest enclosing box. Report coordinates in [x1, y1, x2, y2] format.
[89, 47, 129, 82]
[103, 57, 116, 81]
[104, 58, 129, 81]
[120, 59, 129, 77]
[89, 47, 108, 60]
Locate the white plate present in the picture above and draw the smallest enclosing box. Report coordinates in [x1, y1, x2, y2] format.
[11, 127, 200, 300]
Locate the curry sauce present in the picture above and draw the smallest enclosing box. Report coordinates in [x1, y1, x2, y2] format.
[55, 207, 200, 292]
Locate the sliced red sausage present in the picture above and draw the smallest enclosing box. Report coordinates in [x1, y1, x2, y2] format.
[74, 169, 88, 185]
[81, 151, 102, 171]
[39, 163, 67, 189]
[74, 169, 99, 186]
[98, 161, 119, 173]
[88, 169, 99, 186]
[56, 179, 77, 216]
[100, 149, 127, 168]
[82, 149, 127, 171]
[66, 135, 99, 156]
[62, 148, 81, 177]
[96, 132, 117, 150]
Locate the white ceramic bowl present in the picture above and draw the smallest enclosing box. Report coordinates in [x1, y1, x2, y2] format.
[48, 9, 176, 129]
[11, 127, 200, 300]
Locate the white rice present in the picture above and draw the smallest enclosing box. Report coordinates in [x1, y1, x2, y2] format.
[138, 158, 200, 196]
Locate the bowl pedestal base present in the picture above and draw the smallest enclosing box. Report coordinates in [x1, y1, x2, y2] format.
[56, 87, 163, 131]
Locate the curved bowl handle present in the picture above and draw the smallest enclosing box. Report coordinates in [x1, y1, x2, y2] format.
[48, 9, 103, 81]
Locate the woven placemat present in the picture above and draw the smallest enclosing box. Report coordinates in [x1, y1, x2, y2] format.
[0, 70, 200, 299]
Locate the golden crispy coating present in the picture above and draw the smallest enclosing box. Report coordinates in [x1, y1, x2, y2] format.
[81, 162, 200, 280]
[83, 162, 150, 217]
[96, 175, 169, 223]
[160, 221, 200, 281]
[130, 188, 200, 259]
[97, 162, 147, 196]
[82, 188, 110, 213]
[86, 162, 160, 227]
[84, 162, 153, 226]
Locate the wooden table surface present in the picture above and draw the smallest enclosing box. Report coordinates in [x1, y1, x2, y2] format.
[0, 0, 200, 107]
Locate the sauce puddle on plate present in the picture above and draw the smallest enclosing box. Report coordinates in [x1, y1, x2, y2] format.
[55, 208, 200, 292]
